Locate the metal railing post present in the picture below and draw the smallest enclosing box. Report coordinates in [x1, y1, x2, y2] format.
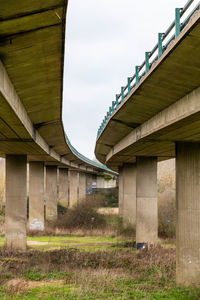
[112, 101, 115, 112]
[135, 66, 140, 85]
[121, 87, 124, 102]
[145, 52, 150, 73]
[116, 94, 119, 109]
[128, 77, 131, 94]
[158, 33, 163, 58]
[175, 8, 181, 37]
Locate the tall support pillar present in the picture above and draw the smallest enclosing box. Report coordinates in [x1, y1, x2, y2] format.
[97, 175, 104, 188]
[5, 155, 27, 251]
[136, 157, 158, 246]
[29, 162, 44, 231]
[58, 168, 68, 207]
[118, 167, 124, 217]
[45, 166, 58, 221]
[79, 172, 86, 202]
[176, 142, 200, 286]
[122, 164, 136, 226]
[69, 170, 78, 207]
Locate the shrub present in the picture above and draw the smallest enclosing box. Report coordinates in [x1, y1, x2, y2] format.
[158, 191, 176, 238]
[55, 200, 106, 230]
[92, 188, 118, 207]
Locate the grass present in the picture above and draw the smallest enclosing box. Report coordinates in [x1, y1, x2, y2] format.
[0, 235, 199, 299]
[27, 235, 122, 251]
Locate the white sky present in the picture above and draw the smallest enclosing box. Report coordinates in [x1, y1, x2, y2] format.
[63, 0, 189, 160]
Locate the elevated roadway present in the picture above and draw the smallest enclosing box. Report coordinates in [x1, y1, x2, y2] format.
[95, 0, 200, 287]
[0, 1, 116, 252]
[95, 9, 200, 170]
[0, 0, 115, 175]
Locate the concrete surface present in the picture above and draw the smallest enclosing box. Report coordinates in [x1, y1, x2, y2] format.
[69, 170, 78, 207]
[29, 162, 44, 231]
[97, 176, 104, 188]
[118, 167, 124, 217]
[78, 172, 86, 202]
[45, 166, 58, 221]
[122, 164, 136, 226]
[176, 142, 200, 286]
[95, 12, 200, 169]
[5, 155, 27, 250]
[58, 168, 68, 207]
[136, 157, 158, 245]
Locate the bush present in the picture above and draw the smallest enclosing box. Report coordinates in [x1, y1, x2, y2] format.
[92, 188, 118, 207]
[55, 200, 106, 230]
[158, 191, 176, 238]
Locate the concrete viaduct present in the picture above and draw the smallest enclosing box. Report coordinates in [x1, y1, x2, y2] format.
[95, 1, 200, 286]
[0, 1, 116, 251]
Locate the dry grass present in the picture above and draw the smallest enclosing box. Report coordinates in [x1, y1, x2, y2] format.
[0, 245, 175, 280]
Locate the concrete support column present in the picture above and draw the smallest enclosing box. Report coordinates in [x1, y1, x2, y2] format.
[45, 166, 58, 221]
[79, 172, 86, 202]
[118, 167, 124, 217]
[136, 157, 158, 246]
[176, 142, 200, 286]
[69, 170, 78, 207]
[122, 164, 136, 226]
[58, 168, 68, 207]
[29, 162, 44, 231]
[5, 155, 27, 251]
[97, 176, 104, 188]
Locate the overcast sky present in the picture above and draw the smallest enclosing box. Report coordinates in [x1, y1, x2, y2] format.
[63, 0, 189, 160]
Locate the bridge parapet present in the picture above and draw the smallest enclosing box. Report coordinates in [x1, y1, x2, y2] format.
[97, 0, 200, 139]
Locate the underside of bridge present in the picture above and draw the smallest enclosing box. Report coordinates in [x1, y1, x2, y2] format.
[95, 11, 200, 171]
[0, 0, 114, 173]
[95, 6, 200, 287]
[0, 1, 117, 253]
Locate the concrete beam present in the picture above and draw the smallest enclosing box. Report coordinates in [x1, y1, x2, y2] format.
[29, 162, 44, 231]
[136, 157, 158, 246]
[96, 11, 200, 165]
[45, 166, 58, 220]
[69, 170, 78, 207]
[176, 142, 200, 286]
[5, 155, 27, 251]
[79, 172, 86, 202]
[58, 168, 68, 207]
[106, 87, 200, 166]
[0, 60, 110, 176]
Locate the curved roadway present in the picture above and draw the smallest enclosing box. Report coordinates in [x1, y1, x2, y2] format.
[95, 8, 200, 171]
[0, 0, 115, 175]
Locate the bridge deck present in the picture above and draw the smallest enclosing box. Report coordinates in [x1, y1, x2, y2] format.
[95, 11, 200, 170]
[0, 0, 114, 174]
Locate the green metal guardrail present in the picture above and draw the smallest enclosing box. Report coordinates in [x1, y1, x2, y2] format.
[97, 0, 200, 139]
[65, 134, 117, 174]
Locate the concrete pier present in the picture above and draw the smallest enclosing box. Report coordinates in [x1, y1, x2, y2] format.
[58, 168, 68, 207]
[122, 164, 136, 226]
[69, 170, 78, 207]
[136, 157, 158, 245]
[86, 174, 97, 190]
[176, 142, 200, 286]
[79, 172, 86, 202]
[45, 166, 58, 221]
[5, 155, 27, 251]
[118, 167, 124, 217]
[97, 175, 104, 188]
[29, 162, 44, 231]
